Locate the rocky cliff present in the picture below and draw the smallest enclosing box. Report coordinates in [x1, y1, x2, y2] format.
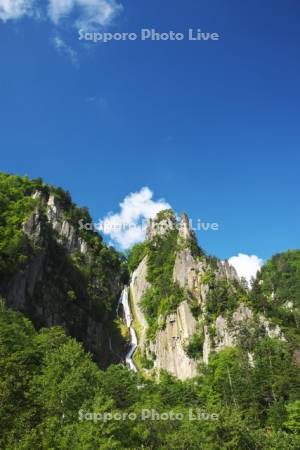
[129, 209, 287, 379]
[0, 174, 128, 367]
[1, 174, 296, 382]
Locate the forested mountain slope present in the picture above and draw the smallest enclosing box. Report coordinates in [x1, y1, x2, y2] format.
[0, 173, 128, 366]
[0, 173, 299, 449]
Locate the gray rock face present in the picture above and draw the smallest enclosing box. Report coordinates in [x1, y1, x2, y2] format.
[130, 250, 200, 379]
[215, 316, 235, 350]
[46, 195, 88, 254]
[129, 211, 244, 378]
[6, 252, 45, 310]
[32, 190, 47, 203]
[146, 211, 177, 240]
[130, 255, 199, 379]
[214, 304, 253, 353]
[146, 211, 196, 242]
[22, 210, 42, 241]
[129, 210, 285, 378]
[152, 301, 198, 380]
[22, 194, 89, 256]
[178, 212, 195, 241]
[173, 248, 207, 301]
[217, 260, 239, 281]
[173, 248, 197, 289]
[2, 190, 121, 368]
[233, 303, 253, 322]
[130, 256, 150, 351]
[173, 249, 239, 307]
[258, 315, 285, 340]
[209, 303, 285, 359]
[6, 260, 114, 365]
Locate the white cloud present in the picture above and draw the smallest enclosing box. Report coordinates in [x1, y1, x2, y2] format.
[48, 0, 123, 29]
[48, 0, 73, 23]
[1, 0, 123, 30]
[0, 0, 34, 21]
[99, 187, 171, 249]
[228, 253, 264, 285]
[0, 0, 123, 66]
[52, 35, 78, 65]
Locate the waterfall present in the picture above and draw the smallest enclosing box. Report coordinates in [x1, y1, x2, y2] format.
[118, 286, 138, 372]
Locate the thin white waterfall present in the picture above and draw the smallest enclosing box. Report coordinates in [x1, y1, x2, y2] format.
[118, 286, 138, 372]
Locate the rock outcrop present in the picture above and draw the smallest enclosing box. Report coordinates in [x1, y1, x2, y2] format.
[130, 255, 199, 379]
[146, 209, 177, 240]
[130, 256, 150, 351]
[129, 209, 285, 380]
[46, 194, 88, 254]
[203, 303, 285, 364]
[173, 248, 209, 304]
[130, 211, 240, 379]
[151, 301, 198, 379]
[1, 187, 125, 368]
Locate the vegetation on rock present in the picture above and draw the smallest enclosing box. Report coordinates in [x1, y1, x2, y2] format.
[1, 176, 300, 449]
[0, 173, 128, 366]
[140, 226, 185, 340]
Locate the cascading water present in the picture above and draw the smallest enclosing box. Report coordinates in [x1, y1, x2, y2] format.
[118, 286, 138, 372]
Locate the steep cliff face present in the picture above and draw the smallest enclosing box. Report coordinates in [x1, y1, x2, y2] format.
[0, 174, 128, 367]
[128, 211, 208, 378]
[129, 209, 287, 379]
[45, 193, 89, 254]
[150, 301, 198, 379]
[130, 256, 149, 351]
[1, 174, 296, 382]
[129, 243, 198, 379]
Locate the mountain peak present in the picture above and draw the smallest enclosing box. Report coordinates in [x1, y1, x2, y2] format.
[146, 208, 177, 239]
[146, 209, 196, 243]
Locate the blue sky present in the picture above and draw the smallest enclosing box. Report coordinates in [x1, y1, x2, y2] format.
[0, 0, 299, 277]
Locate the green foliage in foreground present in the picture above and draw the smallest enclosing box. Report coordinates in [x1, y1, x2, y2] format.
[1, 305, 299, 450]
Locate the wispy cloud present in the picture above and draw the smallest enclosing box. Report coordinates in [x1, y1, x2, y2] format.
[0, 0, 123, 25]
[99, 187, 171, 249]
[0, 0, 34, 21]
[228, 253, 264, 286]
[0, 0, 124, 65]
[52, 35, 79, 66]
[48, 0, 123, 30]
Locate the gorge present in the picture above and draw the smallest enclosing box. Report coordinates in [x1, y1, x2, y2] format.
[0, 173, 299, 449]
